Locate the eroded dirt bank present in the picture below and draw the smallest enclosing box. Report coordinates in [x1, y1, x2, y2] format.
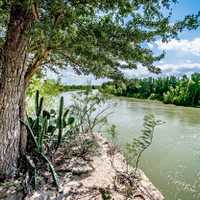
[0, 134, 164, 200]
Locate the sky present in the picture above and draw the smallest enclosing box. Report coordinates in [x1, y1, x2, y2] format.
[50, 0, 200, 85]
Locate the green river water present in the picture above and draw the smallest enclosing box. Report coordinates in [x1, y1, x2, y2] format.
[57, 92, 200, 200]
[106, 97, 200, 200]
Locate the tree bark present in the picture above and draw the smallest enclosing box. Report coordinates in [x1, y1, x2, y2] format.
[0, 3, 34, 177]
[0, 63, 26, 177]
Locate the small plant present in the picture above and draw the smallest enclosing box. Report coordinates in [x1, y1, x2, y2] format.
[107, 124, 117, 144]
[56, 96, 75, 149]
[21, 90, 75, 189]
[70, 89, 111, 134]
[99, 188, 112, 200]
[124, 114, 163, 174]
[26, 91, 75, 152]
[106, 124, 119, 166]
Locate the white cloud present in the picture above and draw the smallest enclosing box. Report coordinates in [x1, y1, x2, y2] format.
[47, 68, 109, 85]
[158, 63, 200, 71]
[155, 38, 200, 56]
[157, 62, 200, 76]
[122, 67, 150, 79]
[122, 62, 200, 78]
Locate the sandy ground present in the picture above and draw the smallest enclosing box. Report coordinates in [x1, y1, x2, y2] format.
[0, 134, 164, 200]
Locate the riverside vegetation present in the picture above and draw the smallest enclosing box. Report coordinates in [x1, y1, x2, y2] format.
[0, 1, 200, 199]
[0, 89, 162, 199]
[0, 0, 199, 178]
[33, 72, 200, 108]
[100, 72, 200, 107]
[27, 75, 98, 98]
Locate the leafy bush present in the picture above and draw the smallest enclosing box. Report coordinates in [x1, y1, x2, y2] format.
[27, 76, 65, 98]
[70, 89, 111, 134]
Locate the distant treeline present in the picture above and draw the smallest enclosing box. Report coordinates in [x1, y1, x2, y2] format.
[99, 73, 200, 106]
[27, 76, 100, 97]
[61, 84, 99, 91]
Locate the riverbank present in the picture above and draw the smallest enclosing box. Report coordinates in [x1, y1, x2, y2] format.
[0, 134, 164, 200]
[107, 93, 200, 109]
[100, 73, 200, 107]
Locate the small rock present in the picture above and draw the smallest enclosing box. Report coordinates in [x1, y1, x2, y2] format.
[72, 165, 93, 175]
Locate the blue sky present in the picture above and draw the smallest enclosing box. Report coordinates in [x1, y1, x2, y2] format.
[51, 0, 200, 85]
[151, 0, 200, 76]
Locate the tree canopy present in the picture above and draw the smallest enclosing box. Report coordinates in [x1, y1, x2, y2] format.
[0, 0, 199, 81]
[0, 0, 200, 178]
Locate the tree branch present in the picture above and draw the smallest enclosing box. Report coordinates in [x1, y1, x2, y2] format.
[59, 51, 83, 75]
[25, 48, 51, 84]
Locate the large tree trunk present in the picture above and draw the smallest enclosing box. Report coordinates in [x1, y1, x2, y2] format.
[0, 62, 26, 177]
[0, 3, 34, 177]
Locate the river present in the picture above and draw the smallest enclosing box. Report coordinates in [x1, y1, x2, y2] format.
[53, 92, 200, 200]
[105, 97, 200, 200]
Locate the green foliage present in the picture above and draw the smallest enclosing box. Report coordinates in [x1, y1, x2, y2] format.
[70, 89, 110, 134]
[79, 138, 98, 156]
[39, 152, 59, 188]
[21, 89, 110, 189]
[163, 73, 200, 106]
[100, 73, 200, 106]
[35, 90, 43, 117]
[26, 76, 99, 105]
[28, 91, 75, 151]
[61, 84, 99, 92]
[107, 124, 117, 144]
[21, 90, 75, 188]
[124, 114, 163, 173]
[1, 1, 199, 80]
[56, 96, 75, 149]
[57, 96, 64, 149]
[27, 76, 64, 98]
[100, 188, 112, 200]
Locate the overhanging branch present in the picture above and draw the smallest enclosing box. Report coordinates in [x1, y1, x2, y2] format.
[25, 48, 51, 83]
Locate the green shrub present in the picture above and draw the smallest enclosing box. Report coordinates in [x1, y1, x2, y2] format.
[70, 89, 110, 134]
[21, 90, 75, 189]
